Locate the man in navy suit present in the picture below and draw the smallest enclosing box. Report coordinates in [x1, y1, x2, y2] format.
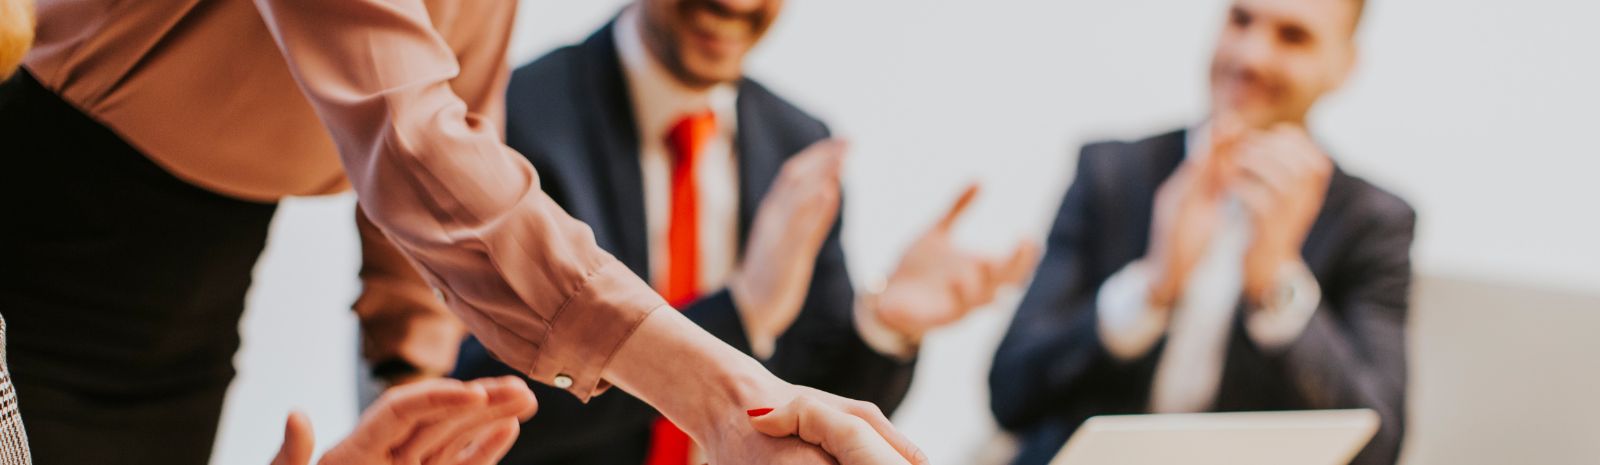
[452, 1, 1036, 464]
[990, 0, 1412, 464]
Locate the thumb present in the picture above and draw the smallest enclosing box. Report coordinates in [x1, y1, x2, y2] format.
[935, 183, 981, 231]
[817, 139, 849, 179]
[996, 240, 1042, 286]
[1205, 120, 1248, 189]
[746, 406, 794, 439]
[746, 398, 913, 465]
[794, 138, 850, 177]
[1210, 113, 1247, 149]
[271, 412, 316, 465]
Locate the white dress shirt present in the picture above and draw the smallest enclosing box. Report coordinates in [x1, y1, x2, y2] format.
[616, 10, 741, 303]
[615, 9, 913, 361]
[1095, 126, 1323, 414]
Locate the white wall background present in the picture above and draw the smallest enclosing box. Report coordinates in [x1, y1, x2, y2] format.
[213, 1, 1600, 464]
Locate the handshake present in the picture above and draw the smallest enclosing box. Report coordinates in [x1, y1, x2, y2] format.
[278, 138, 1039, 465]
[270, 377, 927, 465]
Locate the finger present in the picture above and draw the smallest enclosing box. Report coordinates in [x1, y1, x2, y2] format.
[975, 250, 1029, 302]
[437, 417, 520, 465]
[459, 419, 521, 465]
[997, 240, 1042, 286]
[1241, 160, 1292, 198]
[936, 183, 981, 231]
[1255, 132, 1332, 204]
[785, 388, 928, 465]
[791, 138, 849, 179]
[1206, 119, 1247, 165]
[1253, 133, 1311, 177]
[793, 144, 846, 188]
[793, 182, 843, 253]
[270, 412, 316, 465]
[946, 261, 988, 311]
[397, 385, 492, 464]
[806, 138, 850, 161]
[748, 398, 802, 439]
[816, 140, 849, 181]
[830, 397, 928, 465]
[1277, 129, 1333, 178]
[813, 166, 845, 218]
[1270, 121, 1310, 143]
[1259, 124, 1323, 171]
[1211, 113, 1248, 147]
[967, 259, 1003, 309]
[481, 376, 539, 422]
[1196, 145, 1234, 195]
[348, 379, 484, 451]
[1156, 161, 1200, 208]
[1257, 130, 1314, 175]
[749, 397, 912, 465]
[1236, 148, 1295, 196]
[1232, 177, 1277, 218]
[776, 140, 848, 215]
[410, 378, 535, 465]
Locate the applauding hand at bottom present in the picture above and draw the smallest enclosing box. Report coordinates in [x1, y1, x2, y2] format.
[270, 376, 537, 465]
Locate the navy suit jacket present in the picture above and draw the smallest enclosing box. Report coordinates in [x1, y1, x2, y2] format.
[450, 23, 916, 465]
[989, 130, 1414, 465]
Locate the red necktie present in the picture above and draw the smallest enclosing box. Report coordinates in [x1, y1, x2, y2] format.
[644, 111, 717, 465]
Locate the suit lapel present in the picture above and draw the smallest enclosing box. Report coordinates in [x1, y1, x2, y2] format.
[732, 81, 782, 252]
[1128, 130, 1189, 255]
[575, 23, 652, 279]
[1299, 165, 1354, 279]
[1148, 129, 1187, 188]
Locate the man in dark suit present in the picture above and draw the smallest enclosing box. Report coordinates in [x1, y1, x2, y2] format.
[452, 1, 1036, 464]
[990, 0, 1412, 464]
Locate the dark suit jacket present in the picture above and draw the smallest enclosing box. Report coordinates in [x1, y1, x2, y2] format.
[989, 130, 1413, 465]
[450, 23, 916, 465]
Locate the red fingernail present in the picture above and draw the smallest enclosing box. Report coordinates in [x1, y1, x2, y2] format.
[746, 408, 773, 417]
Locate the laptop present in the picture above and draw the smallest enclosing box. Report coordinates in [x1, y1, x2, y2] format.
[1049, 409, 1380, 465]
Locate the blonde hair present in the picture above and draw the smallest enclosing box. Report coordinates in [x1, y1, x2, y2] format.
[0, 0, 35, 80]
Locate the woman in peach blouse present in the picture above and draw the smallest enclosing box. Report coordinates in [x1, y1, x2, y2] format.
[0, 0, 923, 464]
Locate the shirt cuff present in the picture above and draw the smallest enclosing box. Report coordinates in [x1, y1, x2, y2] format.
[352, 277, 466, 379]
[853, 298, 919, 362]
[523, 258, 668, 401]
[1244, 260, 1321, 351]
[1096, 261, 1171, 361]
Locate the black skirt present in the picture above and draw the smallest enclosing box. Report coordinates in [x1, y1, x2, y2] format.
[0, 69, 279, 465]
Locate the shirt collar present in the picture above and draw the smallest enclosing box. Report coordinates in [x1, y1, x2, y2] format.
[614, 7, 739, 144]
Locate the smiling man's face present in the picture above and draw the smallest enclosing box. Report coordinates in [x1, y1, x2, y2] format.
[1209, 0, 1361, 128]
[637, 0, 784, 89]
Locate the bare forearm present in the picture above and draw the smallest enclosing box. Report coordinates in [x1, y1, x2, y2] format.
[609, 285, 929, 465]
[603, 309, 783, 442]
